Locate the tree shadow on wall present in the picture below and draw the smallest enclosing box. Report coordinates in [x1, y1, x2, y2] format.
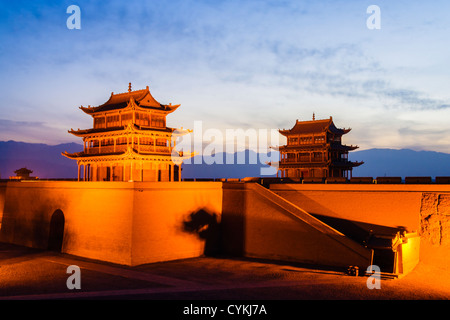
[183, 209, 221, 256]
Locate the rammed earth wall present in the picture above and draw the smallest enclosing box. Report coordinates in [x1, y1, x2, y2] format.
[420, 193, 450, 246]
[271, 183, 450, 265]
[0, 181, 449, 268]
[0, 181, 223, 266]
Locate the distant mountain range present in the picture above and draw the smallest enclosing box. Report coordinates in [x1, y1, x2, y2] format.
[1, 140, 450, 179]
[349, 148, 450, 178]
[0, 141, 81, 179]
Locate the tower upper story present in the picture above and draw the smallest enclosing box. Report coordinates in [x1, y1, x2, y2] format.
[77, 83, 180, 131]
[279, 116, 352, 148]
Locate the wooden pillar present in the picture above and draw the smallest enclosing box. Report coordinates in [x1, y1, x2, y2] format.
[114, 138, 116, 152]
[110, 164, 113, 181]
[130, 161, 133, 181]
[138, 136, 140, 153]
[178, 164, 181, 182]
[77, 164, 81, 182]
[170, 164, 174, 182]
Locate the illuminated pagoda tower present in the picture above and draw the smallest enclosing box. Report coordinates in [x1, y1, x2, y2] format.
[62, 83, 194, 182]
[276, 115, 363, 179]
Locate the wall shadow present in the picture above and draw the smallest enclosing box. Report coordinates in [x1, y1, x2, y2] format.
[48, 209, 65, 252]
[220, 185, 246, 256]
[311, 213, 406, 273]
[182, 209, 221, 256]
[311, 213, 406, 245]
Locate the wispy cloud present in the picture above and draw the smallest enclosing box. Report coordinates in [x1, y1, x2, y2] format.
[1, 0, 450, 152]
[0, 119, 76, 145]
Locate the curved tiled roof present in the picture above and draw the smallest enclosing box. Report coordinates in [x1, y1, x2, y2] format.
[279, 117, 351, 136]
[80, 84, 179, 114]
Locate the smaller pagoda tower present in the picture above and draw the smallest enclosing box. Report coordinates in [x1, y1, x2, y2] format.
[9, 167, 38, 180]
[275, 116, 363, 179]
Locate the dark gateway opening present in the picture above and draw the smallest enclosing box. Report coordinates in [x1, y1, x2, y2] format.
[48, 209, 65, 252]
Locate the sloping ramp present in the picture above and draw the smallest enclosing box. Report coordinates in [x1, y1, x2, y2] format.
[222, 183, 372, 270]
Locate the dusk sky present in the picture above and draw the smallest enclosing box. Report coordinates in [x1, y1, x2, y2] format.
[1, 1, 450, 153]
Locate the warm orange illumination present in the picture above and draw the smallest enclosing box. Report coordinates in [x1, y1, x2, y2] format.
[274, 116, 363, 179]
[393, 232, 421, 276]
[62, 84, 195, 182]
[9, 167, 39, 180]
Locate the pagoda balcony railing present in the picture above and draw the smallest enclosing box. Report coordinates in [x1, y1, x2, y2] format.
[282, 142, 327, 148]
[86, 145, 127, 154]
[281, 158, 326, 164]
[86, 145, 171, 154]
[282, 157, 354, 164]
[331, 159, 358, 166]
[139, 145, 171, 154]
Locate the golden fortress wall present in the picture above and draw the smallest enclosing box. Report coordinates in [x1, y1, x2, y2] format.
[221, 183, 372, 269]
[270, 183, 450, 266]
[0, 181, 448, 269]
[270, 184, 424, 231]
[0, 181, 222, 266]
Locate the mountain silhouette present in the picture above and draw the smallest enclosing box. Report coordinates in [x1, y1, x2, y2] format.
[182, 150, 277, 179]
[349, 148, 450, 178]
[1, 141, 450, 180]
[0, 141, 80, 179]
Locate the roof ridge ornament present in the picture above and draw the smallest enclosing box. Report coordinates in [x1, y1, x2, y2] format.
[128, 82, 132, 92]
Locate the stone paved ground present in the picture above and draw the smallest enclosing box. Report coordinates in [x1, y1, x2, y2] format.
[0, 242, 449, 316]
